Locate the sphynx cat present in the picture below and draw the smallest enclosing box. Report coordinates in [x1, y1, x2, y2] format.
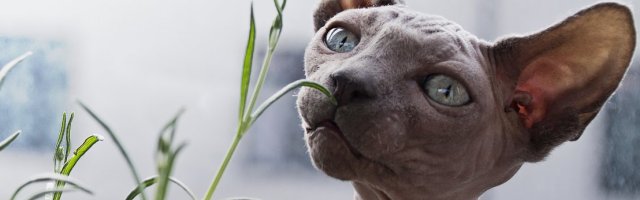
[296, 0, 636, 199]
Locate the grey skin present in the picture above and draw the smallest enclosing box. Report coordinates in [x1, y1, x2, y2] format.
[296, 0, 636, 199]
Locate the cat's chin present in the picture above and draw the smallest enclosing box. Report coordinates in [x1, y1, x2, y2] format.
[305, 122, 362, 180]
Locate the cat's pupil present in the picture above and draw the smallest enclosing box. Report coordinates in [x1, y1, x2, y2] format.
[339, 36, 348, 48]
[438, 85, 452, 98]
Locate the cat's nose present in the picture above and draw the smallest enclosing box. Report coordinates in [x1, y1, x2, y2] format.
[330, 69, 377, 106]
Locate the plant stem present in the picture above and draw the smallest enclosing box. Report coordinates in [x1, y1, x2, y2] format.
[242, 48, 276, 124]
[202, 26, 277, 200]
[203, 1, 286, 199]
[202, 124, 246, 200]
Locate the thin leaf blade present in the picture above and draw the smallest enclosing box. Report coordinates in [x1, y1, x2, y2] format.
[54, 113, 67, 172]
[64, 112, 75, 163]
[61, 135, 103, 176]
[239, 3, 257, 122]
[268, 0, 285, 48]
[0, 51, 32, 89]
[0, 130, 21, 151]
[156, 143, 187, 200]
[53, 134, 103, 200]
[157, 108, 185, 154]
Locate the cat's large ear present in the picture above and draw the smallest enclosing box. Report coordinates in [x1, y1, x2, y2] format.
[313, 0, 405, 31]
[492, 3, 636, 161]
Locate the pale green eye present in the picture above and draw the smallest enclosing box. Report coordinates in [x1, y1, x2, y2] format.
[325, 27, 359, 53]
[424, 74, 470, 106]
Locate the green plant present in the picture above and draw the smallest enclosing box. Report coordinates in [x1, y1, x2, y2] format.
[154, 109, 187, 200]
[5, 0, 335, 199]
[10, 113, 101, 200]
[81, 1, 334, 199]
[1, 52, 102, 200]
[202, 0, 334, 199]
[78, 102, 152, 200]
[51, 112, 103, 200]
[79, 102, 196, 200]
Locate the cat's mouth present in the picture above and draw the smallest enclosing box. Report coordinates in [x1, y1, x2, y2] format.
[307, 120, 364, 159]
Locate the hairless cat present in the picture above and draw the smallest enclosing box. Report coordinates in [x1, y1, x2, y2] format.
[296, 0, 636, 199]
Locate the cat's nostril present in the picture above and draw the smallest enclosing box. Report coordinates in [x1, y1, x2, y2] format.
[351, 91, 367, 100]
[330, 70, 376, 106]
[330, 72, 348, 103]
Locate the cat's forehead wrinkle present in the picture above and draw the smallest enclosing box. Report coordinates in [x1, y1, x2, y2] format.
[332, 5, 465, 35]
[329, 6, 476, 64]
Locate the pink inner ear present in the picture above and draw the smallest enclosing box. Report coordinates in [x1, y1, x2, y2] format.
[514, 58, 573, 128]
[515, 84, 548, 128]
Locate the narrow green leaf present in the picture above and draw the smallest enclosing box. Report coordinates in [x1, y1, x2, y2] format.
[54, 146, 64, 172]
[10, 173, 92, 200]
[126, 175, 196, 200]
[0, 51, 32, 90]
[61, 135, 103, 176]
[53, 134, 103, 200]
[167, 109, 184, 143]
[64, 112, 75, 163]
[238, 3, 256, 122]
[268, 0, 286, 48]
[155, 109, 186, 200]
[249, 79, 334, 127]
[243, 0, 288, 123]
[54, 113, 67, 172]
[0, 130, 20, 151]
[77, 101, 148, 200]
[157, 108, 185, 154]
[155, 143, 187, 200]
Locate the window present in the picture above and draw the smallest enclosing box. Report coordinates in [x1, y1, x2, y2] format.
[602, 60, 640, 194]
[243, 46, 314, 171]
[0, 37, 68, 149]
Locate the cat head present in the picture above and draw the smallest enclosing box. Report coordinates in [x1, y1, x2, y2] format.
[296, 0, 635, 198]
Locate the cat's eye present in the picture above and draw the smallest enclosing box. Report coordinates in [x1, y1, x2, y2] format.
[325, 27, 359, 53]
[423, 74, 470, 106]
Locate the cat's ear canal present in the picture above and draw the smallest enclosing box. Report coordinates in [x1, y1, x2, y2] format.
[313, 0, 405, 31]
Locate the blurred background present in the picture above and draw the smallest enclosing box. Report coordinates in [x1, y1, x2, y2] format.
[0, 0, 638, 199]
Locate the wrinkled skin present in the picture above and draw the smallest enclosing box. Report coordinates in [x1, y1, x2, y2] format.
[296, 1, 636, 199]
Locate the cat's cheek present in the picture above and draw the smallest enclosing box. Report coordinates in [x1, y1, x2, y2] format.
[305, 127, 360, 180]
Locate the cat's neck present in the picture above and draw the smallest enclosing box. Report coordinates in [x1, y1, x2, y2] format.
[352, 181, 482, 200]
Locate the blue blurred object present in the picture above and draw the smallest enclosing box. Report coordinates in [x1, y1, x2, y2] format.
[602, 61, 640, 194]
[0, 37, 68, 150]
